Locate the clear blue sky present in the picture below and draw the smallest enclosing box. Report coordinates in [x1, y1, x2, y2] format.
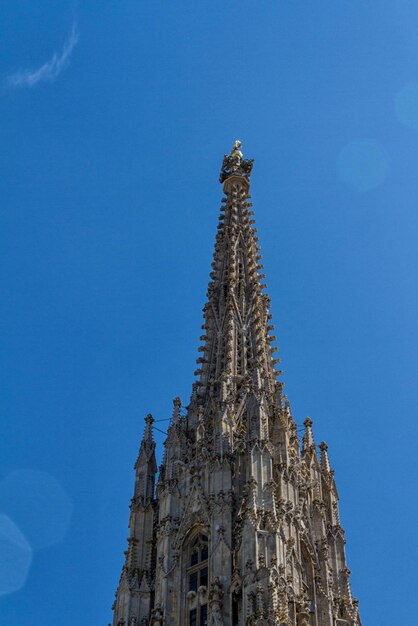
[0, 2, 417, 624]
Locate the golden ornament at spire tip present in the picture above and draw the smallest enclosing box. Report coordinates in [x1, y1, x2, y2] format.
[219, 140, 253, 183]
[230, 140, 243, 159]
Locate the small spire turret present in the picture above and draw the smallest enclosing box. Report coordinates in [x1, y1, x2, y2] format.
[319, 441, 332, 473]
[113, 413, 157, 625]
[172, 397, 182, 424]
[134, 413, 157, 496]
[143, 412, 154, 445]
[135, 413, 155, 468]
[302, 417, 316, 452]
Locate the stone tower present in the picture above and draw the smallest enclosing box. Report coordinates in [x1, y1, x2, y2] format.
[111, 143, 362, 626]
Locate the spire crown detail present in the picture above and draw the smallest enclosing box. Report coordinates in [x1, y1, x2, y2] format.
[172, 396, 182, 424]
[144, 412, 154, 437]
[219, 140, 254, 184]
[302, 416, 317, 456]
[138, 413, 155, 460]
[319, 440, 332, 473]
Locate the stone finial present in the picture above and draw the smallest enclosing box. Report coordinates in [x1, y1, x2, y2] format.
[144, 413, 154, 440]
[172, 397, 182, 423]
[319, 441, 331, 473]
[302, 417, 316, 456]
[135, 413, 155, 464]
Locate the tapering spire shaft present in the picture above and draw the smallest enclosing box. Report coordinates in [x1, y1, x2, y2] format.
[113, 415, 157, 625]
[194, 142, 279, 407]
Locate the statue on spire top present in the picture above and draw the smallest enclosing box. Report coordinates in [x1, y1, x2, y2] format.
[230, 140, 243, 159]
[219, 140, 253, 184]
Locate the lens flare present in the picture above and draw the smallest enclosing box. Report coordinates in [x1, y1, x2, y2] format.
[337, 139, 390, 191]
[0, 470, 72, 550]
[0, 514, 32, 595]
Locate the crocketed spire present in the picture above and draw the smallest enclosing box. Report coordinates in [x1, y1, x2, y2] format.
[135, 413, 155, 466]
[319, 440, 332, 473]
[194, 141, 280, 408]
[112, 144, 362, 626]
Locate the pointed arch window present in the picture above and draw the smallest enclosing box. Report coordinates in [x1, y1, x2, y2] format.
[187, 534, 209, 626]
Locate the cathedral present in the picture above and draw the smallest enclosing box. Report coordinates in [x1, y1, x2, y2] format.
[111, 143, 361, 626]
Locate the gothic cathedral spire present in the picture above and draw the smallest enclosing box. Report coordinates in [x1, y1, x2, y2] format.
[111, 143, 361, 626]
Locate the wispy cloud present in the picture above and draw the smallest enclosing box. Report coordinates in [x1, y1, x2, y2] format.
[7, 23, 79, 88]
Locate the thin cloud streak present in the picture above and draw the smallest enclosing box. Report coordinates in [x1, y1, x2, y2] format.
[7, 23, 79, 88]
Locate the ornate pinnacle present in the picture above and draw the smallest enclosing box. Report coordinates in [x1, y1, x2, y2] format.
[219, 140, 254, 184]
[319, 441, 331, 473]
[172, 397, 182, 424]
[142, 413, 154, 450]
[135, 413, 156, 467]
[302, 417, 316, 454]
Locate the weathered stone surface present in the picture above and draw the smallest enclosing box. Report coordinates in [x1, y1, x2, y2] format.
[111, 144, 361, 626]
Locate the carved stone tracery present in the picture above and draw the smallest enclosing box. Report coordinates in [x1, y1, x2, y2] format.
[111, 144, 361, 626]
